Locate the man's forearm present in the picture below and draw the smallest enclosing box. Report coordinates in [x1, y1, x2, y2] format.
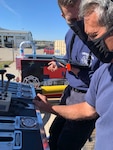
[33, 94, 97, 120]
[51, 102, 97, 120]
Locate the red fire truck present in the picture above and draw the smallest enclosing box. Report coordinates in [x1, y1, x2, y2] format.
[16, 41, 68, 98]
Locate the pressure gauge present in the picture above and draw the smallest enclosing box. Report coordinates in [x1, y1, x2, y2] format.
[21, 117, 37, 128]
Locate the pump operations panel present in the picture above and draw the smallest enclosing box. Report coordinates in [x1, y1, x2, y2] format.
[0, 70, 49, 150]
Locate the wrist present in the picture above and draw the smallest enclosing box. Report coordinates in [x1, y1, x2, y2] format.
[56, 61, 62, 68]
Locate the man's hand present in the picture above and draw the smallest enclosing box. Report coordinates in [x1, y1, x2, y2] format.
[33, 94, 97, 120]
[47, 61, 58, 72]
[33, 93, 52, 113]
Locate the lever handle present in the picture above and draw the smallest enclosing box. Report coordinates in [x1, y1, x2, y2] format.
[6, 73, 15, 80]
[0, 69, 6, 88]
[5, 73, 15, 92]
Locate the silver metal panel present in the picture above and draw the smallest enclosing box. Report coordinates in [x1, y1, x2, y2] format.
[0, 116, 39, 130]
[0, 80, 36, 99]
[0, 131, 22, 150]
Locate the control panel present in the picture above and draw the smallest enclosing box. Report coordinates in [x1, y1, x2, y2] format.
[0, 69, 49, 150]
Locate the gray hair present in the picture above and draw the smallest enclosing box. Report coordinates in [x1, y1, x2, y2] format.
[79, 0, 113, 29]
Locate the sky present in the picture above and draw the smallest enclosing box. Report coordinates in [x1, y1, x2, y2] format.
[0, 0, 69, 41]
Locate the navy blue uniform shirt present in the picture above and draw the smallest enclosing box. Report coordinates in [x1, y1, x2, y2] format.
[64, 29, 102, 91]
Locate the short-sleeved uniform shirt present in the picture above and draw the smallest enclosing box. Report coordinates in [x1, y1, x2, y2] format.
[85, 63, 113, 150]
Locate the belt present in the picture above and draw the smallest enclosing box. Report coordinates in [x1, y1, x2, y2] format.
[71, 87, 87, 93]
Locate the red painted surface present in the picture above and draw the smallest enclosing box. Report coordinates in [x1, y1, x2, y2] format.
[43, 66, 66, 79]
